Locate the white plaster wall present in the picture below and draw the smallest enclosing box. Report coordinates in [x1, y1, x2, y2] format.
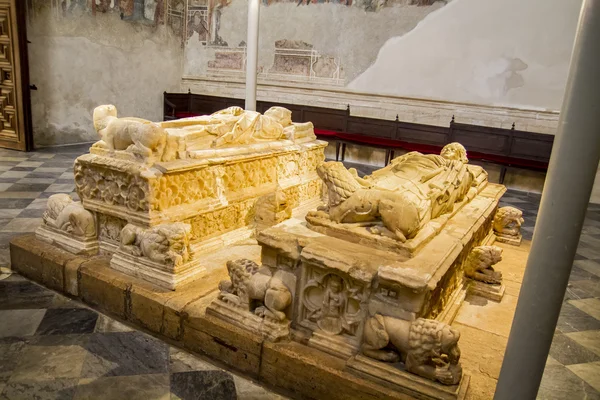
[349, 0, 582, 111]
[28, 12, 183, 147]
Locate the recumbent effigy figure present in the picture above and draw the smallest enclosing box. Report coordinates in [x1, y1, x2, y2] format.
[312, 143, 487, 242]
[91, 105, 316, 164]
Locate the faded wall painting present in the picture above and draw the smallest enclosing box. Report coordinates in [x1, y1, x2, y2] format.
[183, 0, 450, 86]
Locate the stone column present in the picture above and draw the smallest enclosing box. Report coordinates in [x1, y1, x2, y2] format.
[495, 1, 600, 398]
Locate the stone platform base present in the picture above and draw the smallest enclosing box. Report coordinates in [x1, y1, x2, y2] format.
[9, 233, 468, 400]
[348, 355, 470, 400]
[206, 299, 290, 342]
[468, 281, 505, 302]
[495, 233, 522, 246]
[36, 225, 98, 256]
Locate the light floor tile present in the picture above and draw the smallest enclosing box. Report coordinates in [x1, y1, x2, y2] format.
[34, 167, 69, 173]
[0, 171, 29, 179]
[60, 172, 75, 179]
[17, 178, 57, 184]
[0, 192, 40, 199]
[567, 361, 600, 392]
[0, 218, 43, 232]
[25, 198, 49, 209]
[45, 184, 75, 193]
[569, 298, 600, 320]
[0, 309, 46, 338]
[0, 183, 13, 191]
[0, 209, 24, 218]
[566, 330, 600, 357]
[17, 161, 44, 167]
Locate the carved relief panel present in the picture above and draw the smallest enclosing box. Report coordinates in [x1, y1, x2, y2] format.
[298, 264, 368, 339]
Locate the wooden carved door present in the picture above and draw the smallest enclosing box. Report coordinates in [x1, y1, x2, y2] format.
[0, 0, 32, 151]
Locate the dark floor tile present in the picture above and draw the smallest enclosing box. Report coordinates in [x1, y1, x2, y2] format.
[549, 333, 600, 365]
[81, 332, 169, 378]
[36, 308, 98, 336]
[538, 364, 600, 400]
[0, 232, 22, 248]
[0, 280, 57, 310]
[0, 337, 29, 383]
[26, 172, 62, 179]
[0, 178, 20, 183]
[5, 183, 51, 192]
[11, 167, 37, 172]
[0, 378, 79, 400]
[570, 266, 600, 282]
[565, 279, 600, 300]
[17, 208, 46, 218]
[0, 198, 34, 209]
[556, 302, 600, 333]
[170, 370, 237, 400]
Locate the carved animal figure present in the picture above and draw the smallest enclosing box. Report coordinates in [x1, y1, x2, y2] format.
[120, 223, 193, 266]
[493, 206, 524, 237]
[254, 191, 292, 228]
[362, 315, 462, 385]
[92, 105, 168, 161]
[218, 259, 292, 321]
[43, 194, 96, 238]
[317, 162, 425, 242]
[465, 245, 503, 284]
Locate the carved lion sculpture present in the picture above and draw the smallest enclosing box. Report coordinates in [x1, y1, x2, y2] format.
[218, 259, 292, 322]
[43, 194, 96, 238]
[362, 315, 462, 385]
[317, 162, 424, 242]
[493, 206, 524, 238]
[92, 105, 168, 162]
[254, 191, 292, 228]
[120, 222, 193, 266]
[465, 245, 503, 285]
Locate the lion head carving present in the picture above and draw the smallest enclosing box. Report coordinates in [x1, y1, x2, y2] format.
[494, 206, 524, 237]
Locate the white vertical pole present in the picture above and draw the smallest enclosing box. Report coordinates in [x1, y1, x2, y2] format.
[245, 0, 260, 111]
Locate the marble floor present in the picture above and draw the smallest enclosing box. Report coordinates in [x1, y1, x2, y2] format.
[0, 146, 598, 399]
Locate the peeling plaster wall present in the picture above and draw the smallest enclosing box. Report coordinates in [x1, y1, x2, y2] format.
[28, 11, 183, 147]
[349, 0, 582, 110]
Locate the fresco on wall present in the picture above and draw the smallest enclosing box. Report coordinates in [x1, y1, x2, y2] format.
[26, 0, 168, 25]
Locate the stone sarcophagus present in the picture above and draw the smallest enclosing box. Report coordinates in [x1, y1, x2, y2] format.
[43, 105, 326, 290]
[209, 143, 507, 398]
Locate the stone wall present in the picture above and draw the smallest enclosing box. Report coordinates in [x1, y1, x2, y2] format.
[26, 1, 183, 147]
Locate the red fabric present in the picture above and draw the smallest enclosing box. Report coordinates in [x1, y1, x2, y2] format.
[175, 112, 201, 118]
